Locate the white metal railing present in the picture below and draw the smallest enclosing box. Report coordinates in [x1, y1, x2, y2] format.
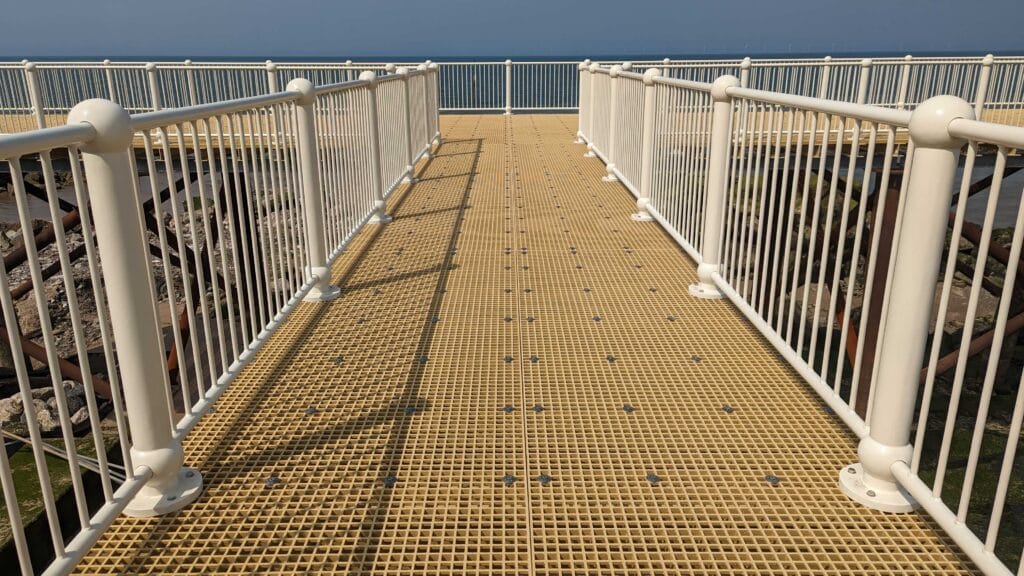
[579, 61, 1024, 576]
[0, 64, 438, 574]
[4, 55, 1021, 134]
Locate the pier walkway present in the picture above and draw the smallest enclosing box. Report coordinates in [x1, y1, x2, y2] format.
[72, 115, 974, 575]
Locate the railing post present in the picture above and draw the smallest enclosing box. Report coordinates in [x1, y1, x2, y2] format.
[22, 62, 46, 129]
[688, 75, 740, 299]
[397, 66, 417, 184]
[857, 58, 872, 105]
[817, 55, 832, 99]
[739, 57, 751, 88]
[417, 63, 431, 157]
[184, 59, 198, 106]
[286, 78, 342, 302]
[361, 71, 393, 224]
[265, 60, 279, 93]
[973, 54, 995, 117]
[67, 99, 202, 515]
[631, 68, 660, 222]
[145, 63, 161, 111]
[428, 62, 441, 145]
[103, 59, 116, 102]
[661, 57, 671, 78]
[504, 59, 512, 115]
[345, 59, 354, 82]
[601, 64, 624, 182]
[839, 95, 974, 513]
[584, 63, 598, 158]
[575, 59, 591, 144]
[896, 55, 913, 110]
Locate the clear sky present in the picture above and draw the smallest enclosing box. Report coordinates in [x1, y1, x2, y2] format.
[2, 0, 1020, 59]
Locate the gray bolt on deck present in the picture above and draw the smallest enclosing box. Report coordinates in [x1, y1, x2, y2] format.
[75, 115, 977, 575]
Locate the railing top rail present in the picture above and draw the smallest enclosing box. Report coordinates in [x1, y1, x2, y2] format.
[0, 121, 95, 159]
[130, 90, 300, 131]
[948, 116, 1024, 148]
[313, 77, 372, 97]
[652, 76, 713, 92]
[726, 85, 913, 126]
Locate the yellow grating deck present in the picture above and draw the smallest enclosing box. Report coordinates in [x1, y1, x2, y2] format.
[76, 114, 976, 575]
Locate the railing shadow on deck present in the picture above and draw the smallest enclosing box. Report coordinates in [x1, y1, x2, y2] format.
[112, 136, 483, 573]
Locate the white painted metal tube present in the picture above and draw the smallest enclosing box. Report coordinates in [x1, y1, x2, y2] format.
[891, 462, 1013, 576]
[842, 95, 975, 513]
[131, 91, 299, 132]
[289, 78, 341, 302]
[632, 68, 660, 221]
[948, 116, 1024, 148]
[689, 75, 739, 299]
[0, 122, 95, 159]
[145, 63, 161, 111]
[67, 99, 202, 516]
[727, 85, 911, 126]
[40, 470, 152, 576]
[397, 67, 416, 182]
[504, 59, 512, 114]
[361, 71, 391, 224]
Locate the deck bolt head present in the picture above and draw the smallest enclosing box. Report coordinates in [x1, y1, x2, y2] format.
[265, 475, 281, 488]
[504, 288, 513, 293]
[592, 315, 601, 321]
[722, 405, 735, 414]
[185, 471, 195, 479]
[356, 318, 366, 325]
[305, 406, 319, 416]
[524, 288, 532, 293]
[847, 467, 857, 474]
[646, 473, 662, 485]
[419, 355, 429, 364]
[334, 355, 344, 365]
[504, 316, 513, 322]
[607, 355, 617, 362]
[867, 489, 876, 497]
[537, 474, 553, 486]
[502, 405, 515, 414]
[583, 287, 592, 293]
[383, 475, 398, 487]
[623, 404, 635, 413]
[765, 474, 780, 487]
[530, 355, 540, 363]
[373, 289, 382, 295]
[531, 404, 544, 413]
[502, 475, 517, 486]
[527, 316, 535, 322]
[691, 355, 702, 363]
[404, 406, 417, 415]
[667, 315, 676, 322]
[503, 355, 514, 363]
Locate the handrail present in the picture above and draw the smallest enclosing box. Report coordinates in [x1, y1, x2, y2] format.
[726, 85, 913, 125]
[0, 122, 95, 159]
[130, 90, 301, 131]
[949, 116, 1024, 148]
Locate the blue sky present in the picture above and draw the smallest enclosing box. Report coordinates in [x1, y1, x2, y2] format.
[2, 0, 1020, 58]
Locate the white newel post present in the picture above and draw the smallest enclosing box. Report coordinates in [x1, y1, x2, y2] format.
[22, 62, 45, 130]
[397, 67, 417, 183]
[361, 71, 393, 225]
[857, 58, 872, 105]
[575, 59, 591, 144]
[68, 99, 202, 516]
[103, 59, 116, 102]
[632, 68, 660, 222]
[739, 57, 751, 88]
[288, 78, 341, 302]
[839, 95, 974, 513]
[897, 55, 913, 110]
[417, 63, 431, 157]
[601, 64, 623, 182]
[184, 60, 198, 106]
[688, 75, 739, 300]
[145, 63, 162, 111]
[265, 60, 279, 93]
[973, 54, 995, 114]
[428, 62, 441, 145]
[661, 57, 671, 78]
[505, 59, 513, 115]
[818, 55, 833, 99]
[584, 63, 599, 158]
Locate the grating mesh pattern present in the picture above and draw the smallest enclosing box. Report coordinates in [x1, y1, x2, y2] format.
[75, 115, 975, 575]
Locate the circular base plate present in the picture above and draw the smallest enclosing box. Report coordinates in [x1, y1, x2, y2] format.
[688, 283, 723, 300]
[369, 213, 393, 224]
[838, 464, 917, 513]
[304, 284, 341, 303]
[631, 212, 653, 222]
[123, 467, 203, 517]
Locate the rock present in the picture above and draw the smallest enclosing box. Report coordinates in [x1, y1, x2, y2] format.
[0, 380, 92, 434]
